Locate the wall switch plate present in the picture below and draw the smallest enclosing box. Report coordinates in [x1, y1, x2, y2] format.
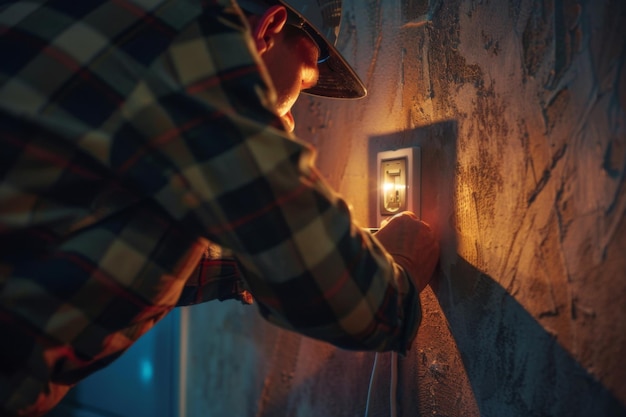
[376, 147, 421, 226]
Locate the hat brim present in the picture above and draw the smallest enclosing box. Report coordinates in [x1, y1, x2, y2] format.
[304, 43, 367, 99]
[279, 1, 367, 99]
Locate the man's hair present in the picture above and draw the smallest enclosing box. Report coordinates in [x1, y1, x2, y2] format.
[238, 0, 276, 17]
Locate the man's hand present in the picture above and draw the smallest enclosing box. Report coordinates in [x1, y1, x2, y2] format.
[374, 211, 440, 292]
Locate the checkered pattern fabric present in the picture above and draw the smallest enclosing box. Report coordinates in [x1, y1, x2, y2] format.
[0, 0, 420, 414]
[178, 242, 253, 305]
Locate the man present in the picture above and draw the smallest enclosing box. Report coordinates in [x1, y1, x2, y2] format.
[0, 0, 439, 415]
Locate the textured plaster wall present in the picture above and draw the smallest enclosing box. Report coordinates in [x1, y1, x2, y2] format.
[184, 0, 626, 416]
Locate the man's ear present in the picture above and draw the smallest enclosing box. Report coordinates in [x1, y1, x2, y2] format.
[252, 5, 288, 55]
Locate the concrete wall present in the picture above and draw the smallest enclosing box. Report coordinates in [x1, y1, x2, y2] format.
[184, 0, 626, 416]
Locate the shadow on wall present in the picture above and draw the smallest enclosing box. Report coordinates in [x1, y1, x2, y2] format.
[434, 256, 626, 417]
[369, 122, 626, 417]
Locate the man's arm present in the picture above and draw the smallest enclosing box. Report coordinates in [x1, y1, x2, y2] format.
[110, 0, 436, 353]
[0, 1, 437, 414]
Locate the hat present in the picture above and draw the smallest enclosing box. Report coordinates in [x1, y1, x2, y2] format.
[237, 0, 367, 99]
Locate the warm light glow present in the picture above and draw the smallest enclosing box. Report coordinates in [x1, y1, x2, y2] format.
[382, 164, 406, 213]
[383, 180, 402, 212]
[376, 149, 418, 226]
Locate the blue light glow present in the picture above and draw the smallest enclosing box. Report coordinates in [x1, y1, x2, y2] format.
[139, 358, 154, 384]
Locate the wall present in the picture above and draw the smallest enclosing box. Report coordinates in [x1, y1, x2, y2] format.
[184, 0, 626, 416]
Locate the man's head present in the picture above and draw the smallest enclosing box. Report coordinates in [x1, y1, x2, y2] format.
[238, 0, 366, 131]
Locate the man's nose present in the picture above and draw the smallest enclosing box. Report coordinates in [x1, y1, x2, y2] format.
[302, 66, 320, 92]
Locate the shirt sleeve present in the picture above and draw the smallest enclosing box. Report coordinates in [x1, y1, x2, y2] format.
[105, 0, 421, 353]
[177, 240, 254, 306]
[0, 1, 419, 415]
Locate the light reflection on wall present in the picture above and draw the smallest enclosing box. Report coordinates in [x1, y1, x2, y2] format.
[140, 357, 154, 384]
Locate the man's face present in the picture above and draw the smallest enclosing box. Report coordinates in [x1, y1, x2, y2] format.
[259, 27, 320, 132]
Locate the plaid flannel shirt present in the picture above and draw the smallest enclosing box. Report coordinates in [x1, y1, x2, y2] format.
[0, 0, 420, 415]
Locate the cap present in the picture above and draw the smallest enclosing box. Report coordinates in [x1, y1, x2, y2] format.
[237, 0, 367, 99]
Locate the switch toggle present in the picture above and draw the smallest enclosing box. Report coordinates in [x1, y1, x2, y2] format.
[376, 147, 421, 226]
[381, 157, 407, 214]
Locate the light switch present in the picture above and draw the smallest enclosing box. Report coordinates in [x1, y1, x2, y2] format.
[380, 157, 407, 214]
[376, 147, 421, 226]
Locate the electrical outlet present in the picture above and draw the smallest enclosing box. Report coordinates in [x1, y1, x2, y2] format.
[376, 147, 421, 226]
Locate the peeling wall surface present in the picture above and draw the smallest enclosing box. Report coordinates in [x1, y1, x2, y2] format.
[184, 0, 626, 416]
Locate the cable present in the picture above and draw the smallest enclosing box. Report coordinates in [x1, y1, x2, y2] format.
[364, 352, 379, 417]
[364, 351, 399, 417]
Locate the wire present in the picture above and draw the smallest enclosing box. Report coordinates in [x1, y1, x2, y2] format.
[364, 351, 399, 417]
[364, 352, 379, 417]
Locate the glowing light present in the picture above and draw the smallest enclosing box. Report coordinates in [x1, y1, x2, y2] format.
[139, 358, 154, 384]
